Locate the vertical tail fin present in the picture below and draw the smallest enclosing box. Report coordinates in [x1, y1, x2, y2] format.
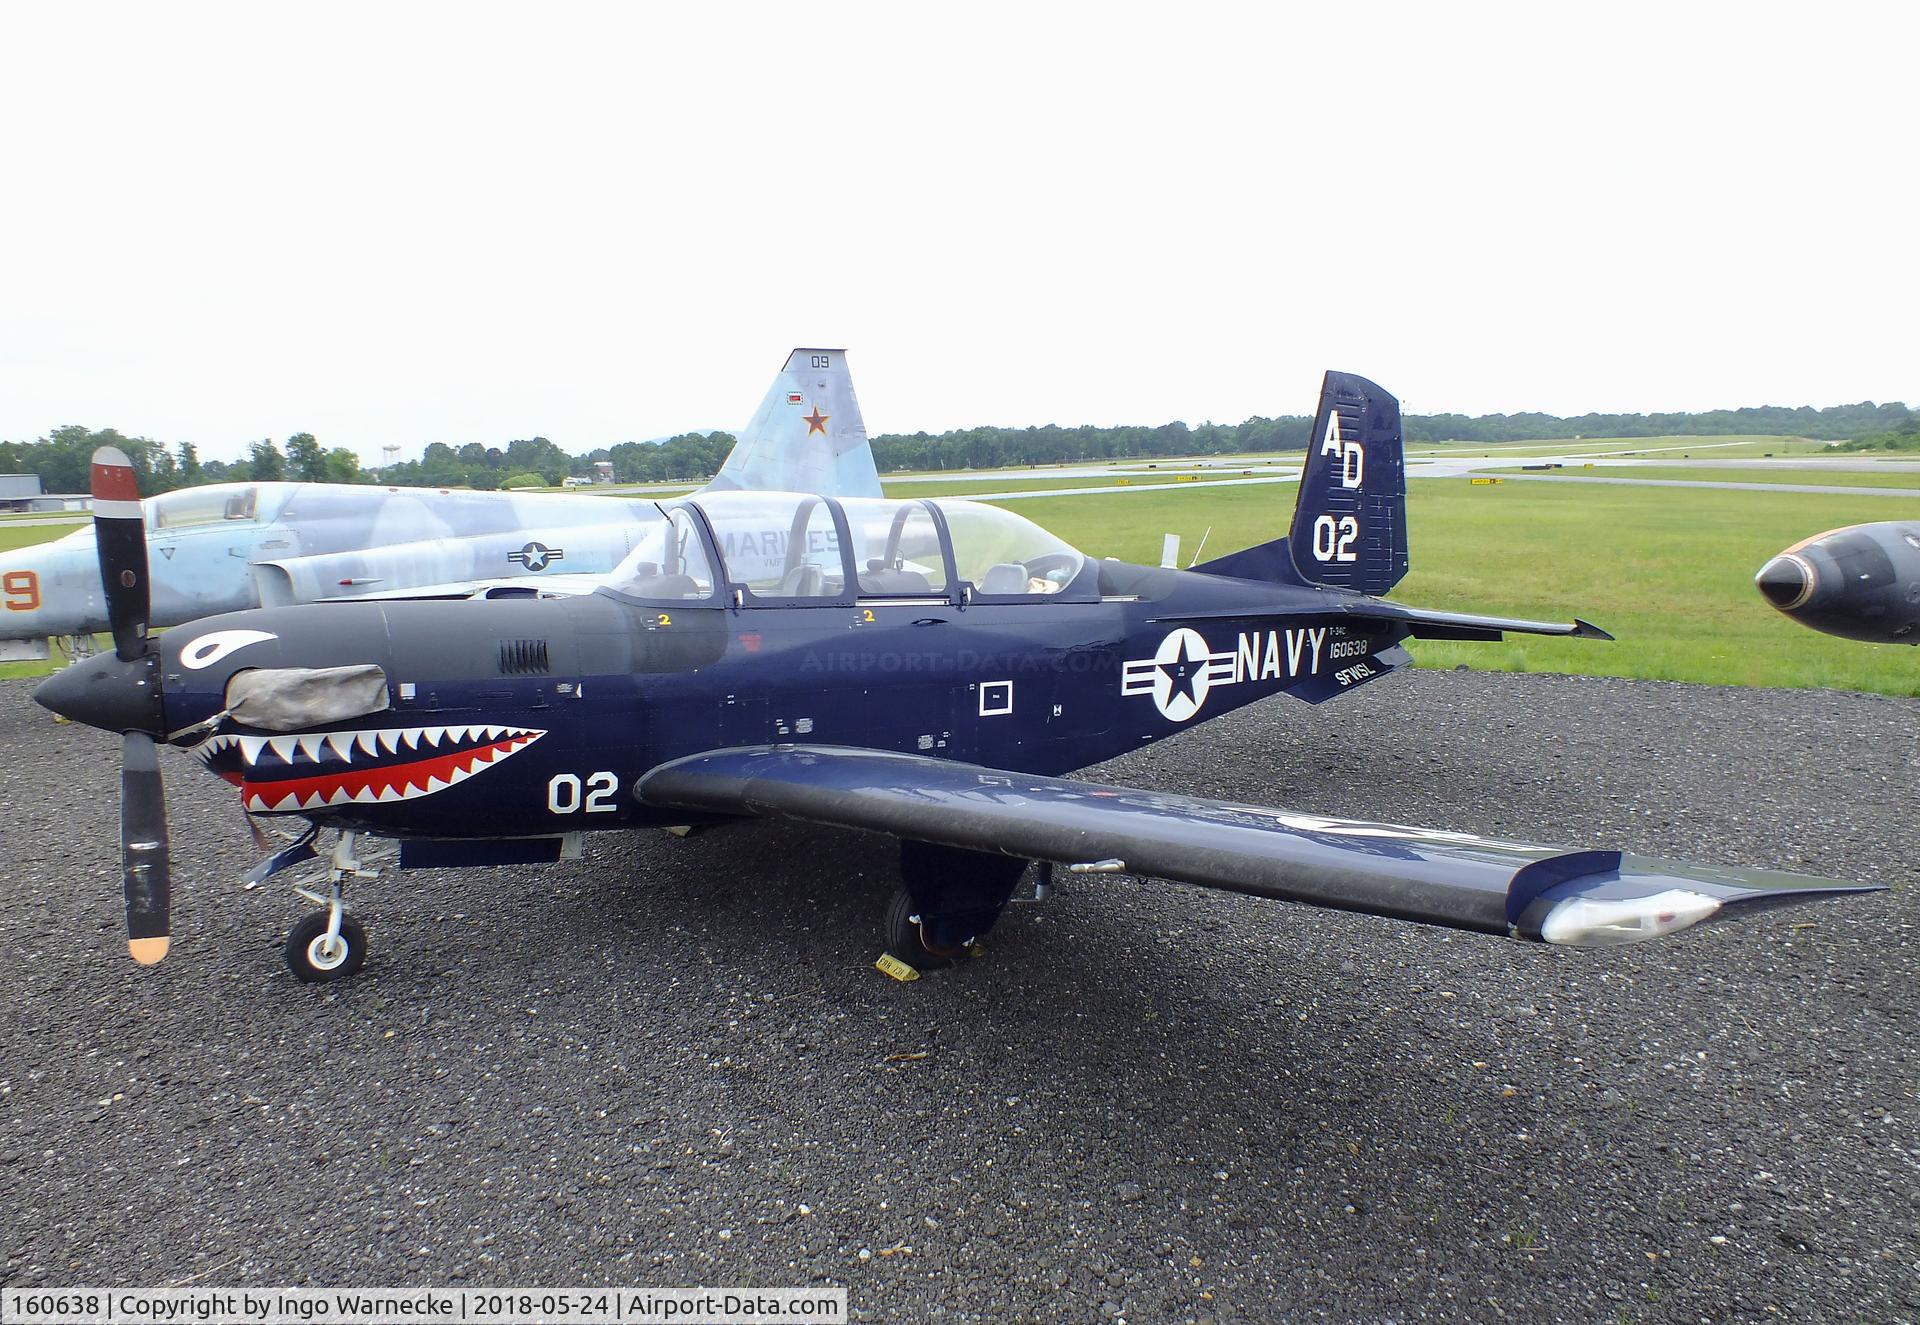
[699, 348, 883, 498]
[1195, 370, 1408, 595]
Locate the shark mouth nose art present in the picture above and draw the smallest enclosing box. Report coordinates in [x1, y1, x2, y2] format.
[193, 724, 547, 812]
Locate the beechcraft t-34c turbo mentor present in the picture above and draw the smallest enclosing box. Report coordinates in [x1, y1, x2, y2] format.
[38, 361, 1878, 983]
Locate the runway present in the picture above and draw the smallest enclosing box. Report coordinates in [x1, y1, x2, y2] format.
[888, 444, 1920, 503]
[0, 671, 1913, 1321]
[1468, 472, 1920, 499]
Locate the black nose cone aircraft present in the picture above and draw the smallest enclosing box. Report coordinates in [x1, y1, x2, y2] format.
[41, 365, 1879, 984]
[1756, 521, 1920, 644]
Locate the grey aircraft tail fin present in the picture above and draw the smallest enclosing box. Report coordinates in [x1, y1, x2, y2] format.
[699, 349, 883, 498]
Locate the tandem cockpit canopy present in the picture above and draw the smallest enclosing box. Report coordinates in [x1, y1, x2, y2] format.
[599, 491, 1090, 606]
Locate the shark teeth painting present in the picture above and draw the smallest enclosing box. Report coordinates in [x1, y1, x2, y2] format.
[192, 725, 546, 814]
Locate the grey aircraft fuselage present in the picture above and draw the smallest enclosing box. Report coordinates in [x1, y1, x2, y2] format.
[1, 348, 883, 654]
[0, 482, 656, 644]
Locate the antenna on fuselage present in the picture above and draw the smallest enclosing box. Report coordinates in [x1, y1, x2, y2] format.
[1187, 526, 1212, 568]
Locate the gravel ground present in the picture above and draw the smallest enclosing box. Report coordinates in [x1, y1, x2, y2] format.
[0, 670, 1914, 1324]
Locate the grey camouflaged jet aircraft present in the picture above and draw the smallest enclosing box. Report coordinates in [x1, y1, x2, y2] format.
[1756, 521, 1920, 644]
[0, 349, 879, 661]
[38, 367, 1877, 983]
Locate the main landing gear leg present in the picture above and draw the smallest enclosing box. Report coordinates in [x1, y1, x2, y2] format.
[285, 830, 375, 983]
[877, 841, 1031, 982]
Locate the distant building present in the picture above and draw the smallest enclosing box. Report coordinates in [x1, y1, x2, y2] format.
[1, 475, 90, 514]
[0, 475, 38, 511]
[592, 460, 615, 484]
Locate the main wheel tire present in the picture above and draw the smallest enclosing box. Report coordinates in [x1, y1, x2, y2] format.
[882, 888, 963, 973]
[285, 912, 368, 983]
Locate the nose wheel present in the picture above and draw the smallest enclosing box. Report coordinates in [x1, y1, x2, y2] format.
[286, 911, 367, 982]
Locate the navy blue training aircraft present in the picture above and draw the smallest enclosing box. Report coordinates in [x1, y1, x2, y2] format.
[38, 367, 1877, 982]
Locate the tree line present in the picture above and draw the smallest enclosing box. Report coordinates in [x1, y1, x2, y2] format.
[3, 397, 1912, 496]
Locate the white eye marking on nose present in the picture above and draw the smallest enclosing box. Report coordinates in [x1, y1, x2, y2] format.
[180, 629, 278, 670]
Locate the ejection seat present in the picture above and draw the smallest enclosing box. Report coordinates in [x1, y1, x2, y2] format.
[859, 560, 933, 595]
[977, 563, 1031, 595]
[778, 564, 827, 597]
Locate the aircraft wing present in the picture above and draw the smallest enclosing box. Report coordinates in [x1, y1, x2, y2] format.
[637, 745, 1877, 948]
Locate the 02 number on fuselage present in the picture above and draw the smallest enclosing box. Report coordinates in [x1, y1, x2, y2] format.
[548, 771, 618, 814]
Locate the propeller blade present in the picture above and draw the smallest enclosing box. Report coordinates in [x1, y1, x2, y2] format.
[90, 446, 150, 662]
[121, 730, 171, 965]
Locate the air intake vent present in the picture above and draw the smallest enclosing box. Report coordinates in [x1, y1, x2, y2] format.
[498, 639, 551, 675]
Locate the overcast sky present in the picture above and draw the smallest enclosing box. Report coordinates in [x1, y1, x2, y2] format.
[2, 2, 1914, 463]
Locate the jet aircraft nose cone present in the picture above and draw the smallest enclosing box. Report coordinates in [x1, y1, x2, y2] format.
[33, 649, 163, 735]
[1755, 555, 1813, 611]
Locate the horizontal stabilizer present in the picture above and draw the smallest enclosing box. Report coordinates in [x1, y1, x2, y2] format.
[1354, 604, 1614, 642]
[638, 746, 1874, 947]
[1150, 601, 1613, 642]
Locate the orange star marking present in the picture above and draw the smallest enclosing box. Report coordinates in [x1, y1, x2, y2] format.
[802, 405, 830, 436]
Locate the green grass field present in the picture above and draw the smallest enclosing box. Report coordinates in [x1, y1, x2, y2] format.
[885, 474, 1271, 498]
[0, 524, 67, 552]
[1573, 465, 1920, 489]
[1008, 479, 1919, 697]
[4, 457, 1914, 695]
[0, 512, 87, 526]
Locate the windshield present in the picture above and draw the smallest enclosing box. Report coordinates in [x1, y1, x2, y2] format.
[931, 498, 1085, 596]
[603, 506, 717, 601]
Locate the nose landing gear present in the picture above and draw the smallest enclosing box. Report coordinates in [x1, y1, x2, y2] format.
[279, 829, 385, 983]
